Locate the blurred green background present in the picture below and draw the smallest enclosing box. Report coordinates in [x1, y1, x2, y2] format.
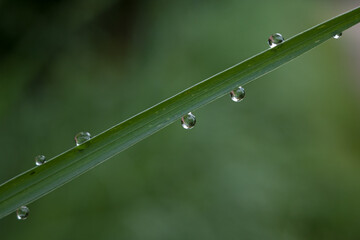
[1, 0, 360, 239]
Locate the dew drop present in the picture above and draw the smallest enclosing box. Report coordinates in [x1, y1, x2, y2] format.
[16, 206, 29, 220]
[35, 155, 46, 166]
[230, 86, 245, 102]
[181, 112, 196, 129]
[75, 132, 91, 146]
[333, 33, 342, 39]
[268, 33, 284, 48]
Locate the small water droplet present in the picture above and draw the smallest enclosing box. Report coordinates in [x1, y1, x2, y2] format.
[230, 86, 245, 102]
[35, 155, 46, 166]
[75, 132, 91, 146]
[181, 112, 196, 129]
[16, 206, 29, 220]
[333, 33, 342, 39]
[268, 33, 284, 48]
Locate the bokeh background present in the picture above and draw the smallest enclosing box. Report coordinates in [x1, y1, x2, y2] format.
[1, 0, 360, 239]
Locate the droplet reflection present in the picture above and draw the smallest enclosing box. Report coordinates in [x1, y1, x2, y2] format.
[16, 206, 29, 220]
[230, 86, 245, 102]
[333, 33, 342, 39]
[268, 33, 284, 48]
[35, 155, 46, 166]
[75, 132, 91, 146]
[181, 112, 196, 129]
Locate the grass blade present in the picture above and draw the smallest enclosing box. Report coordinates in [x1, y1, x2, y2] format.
[1, 6, 360, 219]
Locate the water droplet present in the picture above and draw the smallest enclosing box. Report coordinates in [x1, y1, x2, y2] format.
[268, 33, 284, 48]
[35, 155, 46, 166]
[230, 86, 245, 102]
[181, 112, 196, 129]
[333, 33, 342, 39]
[75, 132, 91, 146]
[16, 206, 29, 220]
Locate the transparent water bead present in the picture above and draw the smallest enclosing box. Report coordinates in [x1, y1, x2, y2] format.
[333, 33, 342, 39]
[268, 33, 284, 48]
[181, 112, 196, 129]
[230, 86, 245, 102]
[16, 206, 29, 220]
[75, 132, 91, 146]
[35, 155, 46, 166]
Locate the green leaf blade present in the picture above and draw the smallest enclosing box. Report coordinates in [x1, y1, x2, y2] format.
[1, 6, 360, 219]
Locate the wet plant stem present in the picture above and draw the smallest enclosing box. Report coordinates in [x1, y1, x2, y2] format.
[1, 6, 360, 219]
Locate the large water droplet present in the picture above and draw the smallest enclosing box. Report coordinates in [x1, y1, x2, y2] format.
[268, 33, 284, 48]
[333, 33, 342, 39]
[181, 112, 196, 129]
[230, 86, 245, 102]
[16, 206, 29, 220]
[75, 132, 91, 146]
[35, 155, 46, 166]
